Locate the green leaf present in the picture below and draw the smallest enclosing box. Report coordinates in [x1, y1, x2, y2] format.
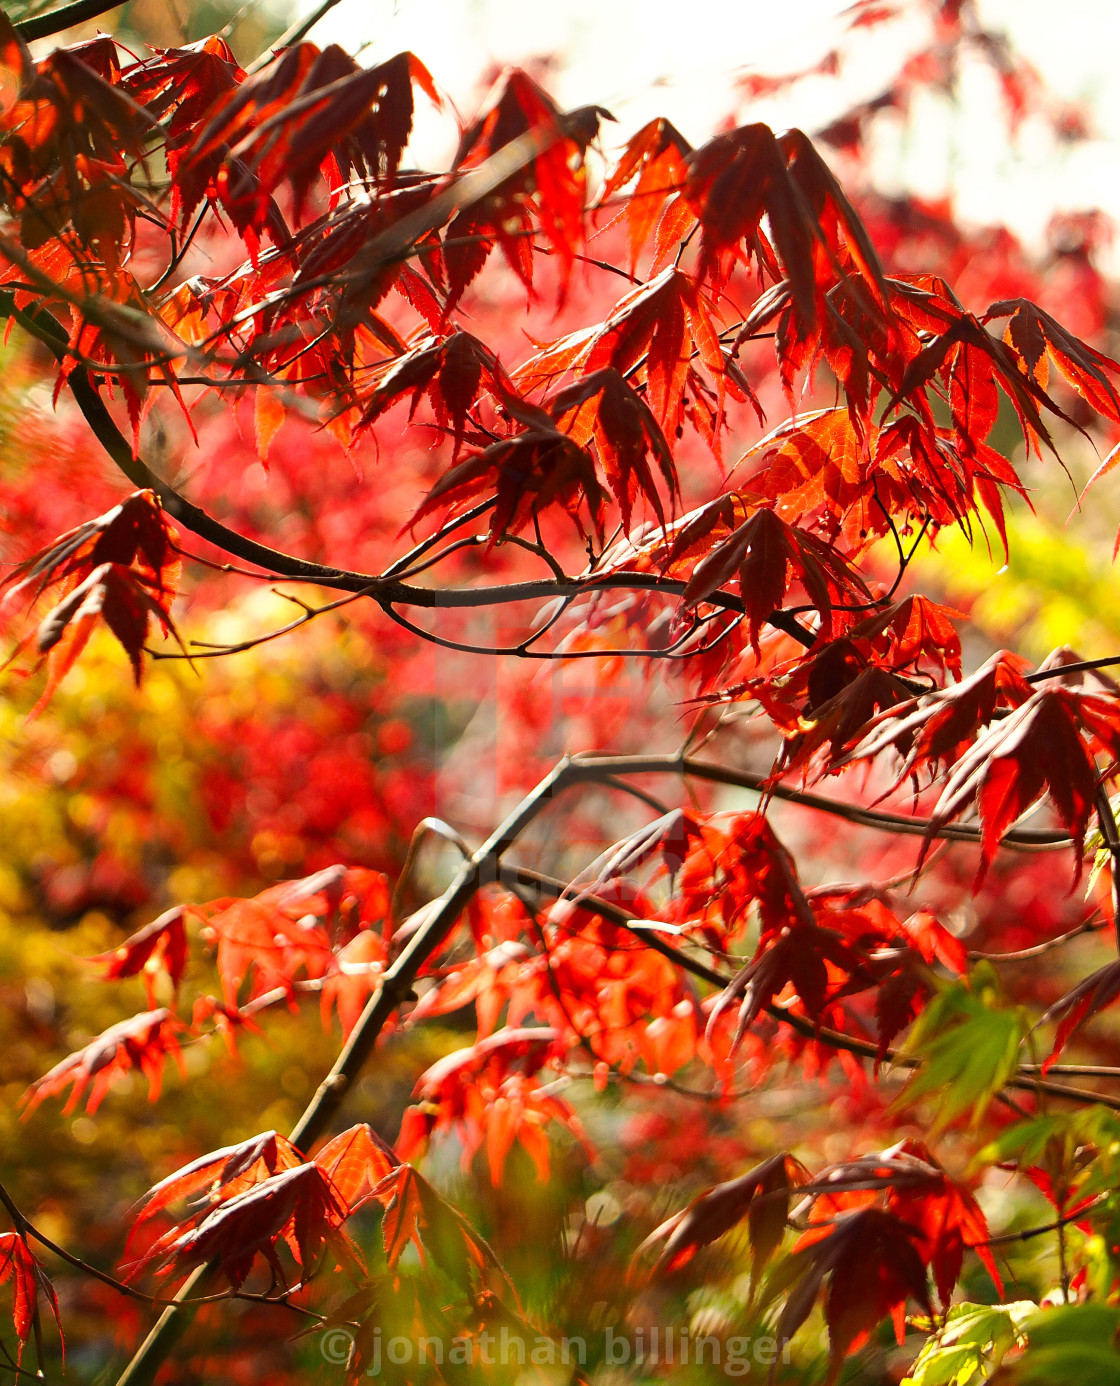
[903, 1302, 1034, 1386]
[998, 1345, 1120, 1384]
[1084, 792, 1120, 898]
[893, 966, 1030, 1134]
[972, 1113, 1073, 1171]
[991, 1310, 1120, 1386]
[1021, 1302, 1120, 1349]
[972, 1105, 1120, 1197]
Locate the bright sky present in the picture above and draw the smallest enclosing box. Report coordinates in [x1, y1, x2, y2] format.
[304, 0, 1120, 261]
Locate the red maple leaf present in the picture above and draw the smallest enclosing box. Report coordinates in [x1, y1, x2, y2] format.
[682, 505, 870, 653]
[637, 1153, 810, 1278]
[92, 906, 188, 1006]
[1036, 960, 1120, 1073]
[0, 1232, 62, 1365]
[443, 68, 607, 306]
[1, 491, 185, 709]
[781, 1208, 932, 1376]
[173, 42, 438, 239]
[22, 1009, 186, 1115]
[598, 117, 692, 271]
[129, 1163, 357, 1291]
[313, 1124, 399, 1211]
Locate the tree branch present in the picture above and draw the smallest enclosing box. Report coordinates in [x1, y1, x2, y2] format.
[5, 300, 819, 650]
[245, 0, 343, 73]
[981, 1196, 1105, 1246]
[105, 748, 1104, 1385]
[114, 754, 597, 1386]
[581, 752, 1069, 849]
[14, 0, 122, 42]
[499, 862, 1120, 1111]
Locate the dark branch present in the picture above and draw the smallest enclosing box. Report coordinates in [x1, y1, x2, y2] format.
[15, 0, 122, 42]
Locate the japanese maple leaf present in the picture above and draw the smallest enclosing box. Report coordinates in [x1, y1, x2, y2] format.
[517, 269, 739, 440]
[0, 37, 154, 213]
[872, 951, 934, 1063]
[198, 878, 340, 1005]
[319, 929, 387, 1039]
[777, 127, 891, 317]
[443, 67, 607, 305]
[784, 664, 916, 775]
[376, 1162, 425, 1270]
[926, 686, 1120, 877]
[356, 329, 512, 459]
[887, 310, 1061, 464]
[809, 886, 967, 973]
[2, 490, 180, 611]
[313, 1124, 399, 1211]
[779, 1209, 932, 1377]
[840, 649, 1035, 780]
[0, 10, 32, 112]
[808, 890, 966, 1060]
[0, 1233, 62, 1365]
[399, 1028, 587, 1185]
[1036, 960, 1120, 1073]
[987, 297, 1120, 423]
[174, 42, 438, 237]
[549, 367, 679, 531]
[738, 637, 868, 739]
[734, 269, 898, 419]
[409, 1028, 564, 1096]
[735, 408, 867, 538]
[25, 561, 187, 712]
[897, 316, 1002, 448]
[849, 595, 964, 680]
[893, 968, 1029, 1133]
[21, 1009, 186, 1115]
[410, 416, 605, 543]
[870, 415, 1028, 550]
[120, 36, 245, 223]
[682, 505, 870, 653]
[680, 122, 888, 330]
[1, 490, 186, 710]
[870, 931, 969, 1064]
[707, 918, 872, 1047]
[371, 1163, 509, 1289]
[597, 117, 692, 271]
[91, 906, 188, 1006]
[899, 909, 969, 974]
[882, 1139, 1000, 1305]
[130, 1164, 357, 1291]
[637, 1153, 809, 1280]
[584, 268, 729, 431]
[407, 939, 536, 1039]
[666, 810, 807, 945]
[127, 1130, 306, 1256]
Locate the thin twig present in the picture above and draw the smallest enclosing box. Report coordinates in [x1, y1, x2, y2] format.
[245, 0, 345, 74]
[982, 1196, 1104, 1247]
[971, 916, 1105, 962]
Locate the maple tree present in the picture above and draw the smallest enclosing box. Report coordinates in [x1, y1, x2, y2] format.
[3, 0, 1120, 1382]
